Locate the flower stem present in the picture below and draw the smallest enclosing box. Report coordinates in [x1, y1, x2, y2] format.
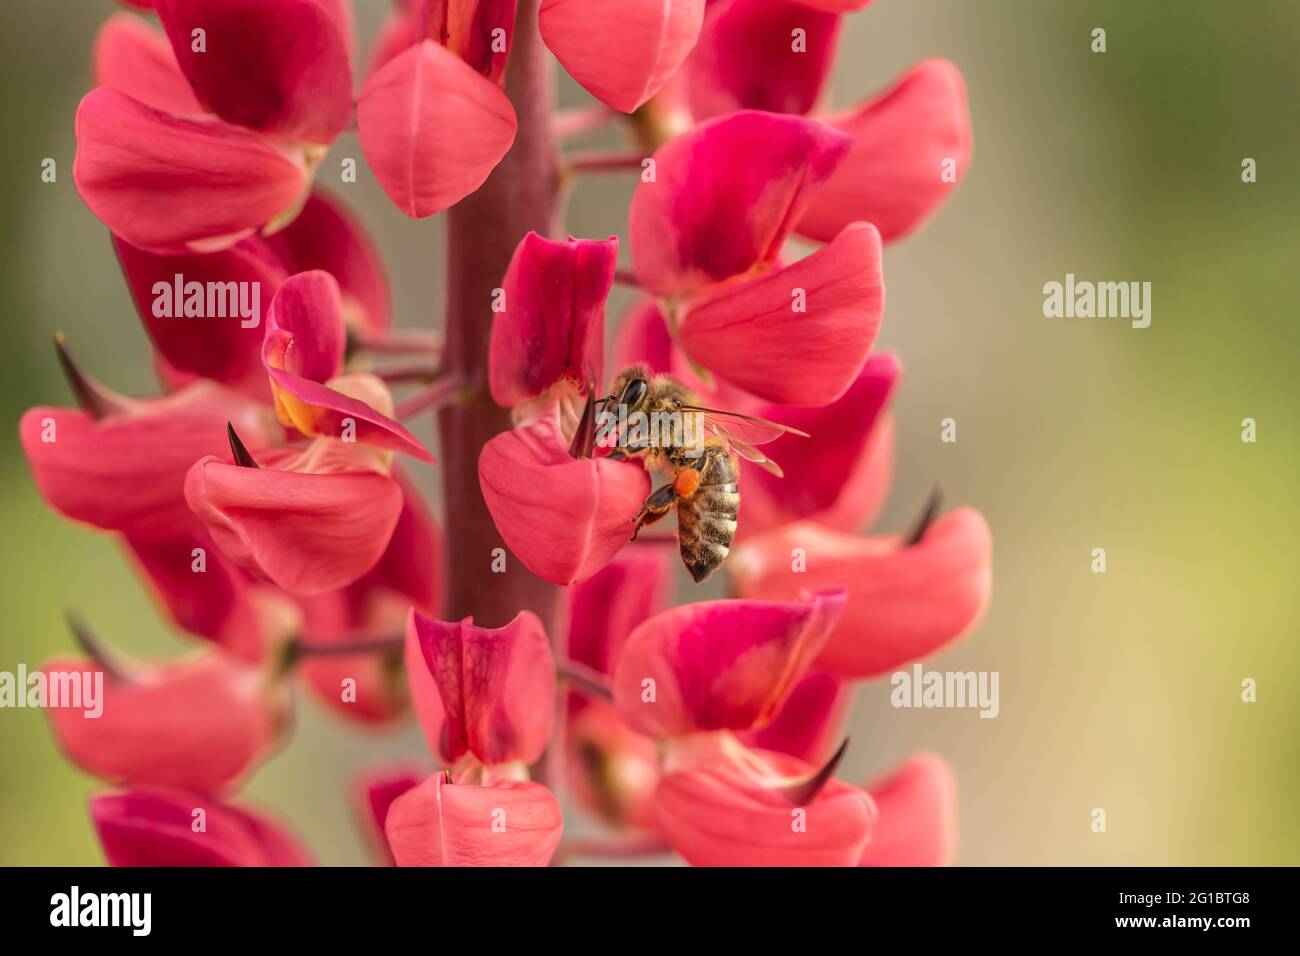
[438, 0, 563, 639]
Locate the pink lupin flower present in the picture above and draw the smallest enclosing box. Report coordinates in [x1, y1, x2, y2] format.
[357, 36, 517, 218]
[44, 643, 284, 795]
[797, 59, 974, 244]
[479, 418, 650, 586]
[858, 753, 957, 867]
[262, 270, 434, 461]
[739, 670, 853, 766]
[610, 588, 846, 738]
[384, 768, 563, 867]
[654, 734, 876, 867]
[539, 0, 706, 112]
[185, 437, 407, 596]
[75, 0, 353, 254]
[93, 788, 313, 867]
[19, 352, 275, 542]
[629, 110, 883, 405]
[729, 509, 994, 678]
[406, 607, 556, 767]
[488, 232, 618, 408]
[112, 189, 392, 396]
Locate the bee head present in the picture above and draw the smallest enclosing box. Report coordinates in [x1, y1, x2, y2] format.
[605, 364, 653, 414]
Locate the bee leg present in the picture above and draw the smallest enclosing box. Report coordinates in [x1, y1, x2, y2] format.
[631, 484, 678, 540]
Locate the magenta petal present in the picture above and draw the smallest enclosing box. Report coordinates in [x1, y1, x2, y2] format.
[263, 270, 346, 383]
[478, 420, 650, 586]
[153, 0, 352, 144]
[740, 671, 853, 765]
[19, 382, 273, 541]
[629, 110, 852, 297]
[94, 12, 205, 116]
[92, 789, 312, 867]
[539, 0, 705, 112]
[409, 608, 557, 766]
[184, 455, 404, 595]
[611, 588, 846, 738]
[741, 351, 900, 535]
[800, 59, 973, 243]
[488, 232, 617, 407]
[74, 89, 305, 254]
[113, 233, 288, 385]
[568, 548, 674, 677]
[859, 753, 957, 866]
[357, 40, 517, 219]
[354, 765, 424, 865]
[678, 222, 884, 405]
[730, 511, 994, 678]
[686, 0, 840, 120]
[270, 190, 392, 332]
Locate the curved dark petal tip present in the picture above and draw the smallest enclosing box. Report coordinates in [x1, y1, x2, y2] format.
[53, 333, 131, 421]
[226, 422, 260, 468]
[64, 609, 129, 683]
[774, 737, 851, 807]
[568, 390, 598, 460]
[904, 483, 944, 547]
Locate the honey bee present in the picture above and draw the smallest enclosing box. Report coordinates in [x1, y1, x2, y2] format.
[596, 364, 808, 583]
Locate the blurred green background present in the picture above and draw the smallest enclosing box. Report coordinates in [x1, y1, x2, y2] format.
[2, 0, 1297, 865]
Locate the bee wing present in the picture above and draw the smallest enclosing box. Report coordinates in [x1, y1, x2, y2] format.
[725, 436, 786, 478]
[681, 405, 810, 446]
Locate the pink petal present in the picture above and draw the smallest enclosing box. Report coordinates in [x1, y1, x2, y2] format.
[270, 190, 392, 332]
[629, 110, 851, 297]
[112, 233, 288, 385]
[730, 510, 993, 678]
[611, 297, 676, 375]
[488, 232, 617, 407]
[385, 773, 563, 866]
[740, 670, 853, 765]
[124, 532, 278, 663]
[678, 222, 884, 405]
[263, 270, 346, 383]
[568, 547, 674, 677]
[184, 454, 405, 595]
[800, 59, 973, 243]
[74, 88, 306, 254]
[18, 381, 274, 541]
[357, 39, 517, 219]
[739, 351, 900, 536]
[655, 737, 875, 866]
[685, 0, 840, 121]
[425, 0, 518, 83]
[93, 12, 204, 116]
[356, 466, 444, 613]
[859, 753, 957, 866]
[611, 588, 846, 738]
[409, 608, 556, 766]
[262, 272, 434, 461]
[539, 0, 705, 112]
[44, 653, 278, 794]
[478, 419, 650, 586]
[404, 608, 447, 754]
[93, 789, 312, 866]
[153, 0, 352, 144]
[353, 764, 424, 865]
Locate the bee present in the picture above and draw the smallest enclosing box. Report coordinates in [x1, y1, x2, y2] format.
[596, 364, 807, 583]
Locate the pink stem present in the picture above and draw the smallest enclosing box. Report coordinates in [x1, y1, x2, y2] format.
[553, 104, 616, 140]
[438, 0, 562, 637]
[395, 374, 463, 418]
[565, 150, 647, 173]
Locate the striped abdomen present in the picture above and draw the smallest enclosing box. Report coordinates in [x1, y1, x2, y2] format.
[676, 444, 740, 583]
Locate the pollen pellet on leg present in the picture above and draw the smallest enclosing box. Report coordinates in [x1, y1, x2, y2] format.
[673, 467, 701, 497]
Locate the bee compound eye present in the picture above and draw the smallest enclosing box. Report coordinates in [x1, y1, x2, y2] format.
[621, 379, 648, 409]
